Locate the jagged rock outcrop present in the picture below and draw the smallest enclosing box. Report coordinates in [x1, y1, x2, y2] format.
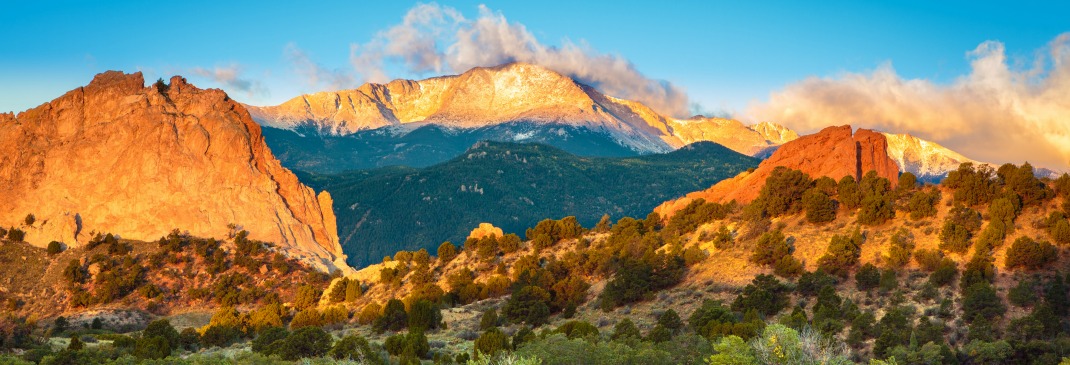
[656, 125, 899, 217]
[467, 223, 504, 240]
[0, 71, 348, 272]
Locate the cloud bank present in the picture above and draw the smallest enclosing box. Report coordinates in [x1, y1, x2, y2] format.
[345, 4, 691, 118]
[190, 65, 267, 98]
[747, 33, 1070, 171]
[286, 44, 358, 92]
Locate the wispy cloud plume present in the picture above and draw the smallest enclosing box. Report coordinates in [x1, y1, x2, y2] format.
[747, 33, 1070, 170]
[191, 64, 268, 98]
[347, 4, 691, 118]
[286, 43, 357, 92]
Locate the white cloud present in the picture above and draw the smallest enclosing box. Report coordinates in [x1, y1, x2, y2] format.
[286, 43, 357, 92]
[746, 33, 1070, 170]
[346, 3, 691, 118]
[191, 64, 268, 97]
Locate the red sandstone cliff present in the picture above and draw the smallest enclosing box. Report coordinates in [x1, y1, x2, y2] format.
[0, 71, 347, 272]
[655, 125, 899, 217]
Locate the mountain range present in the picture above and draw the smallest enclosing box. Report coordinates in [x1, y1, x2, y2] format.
[247, 62, 992, 181]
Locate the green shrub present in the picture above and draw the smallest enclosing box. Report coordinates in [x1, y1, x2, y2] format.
[751, 230, 791, 266]
[479, 309, 499, 331]
[437, 241, 458, 264]
[329, 334, 382, 363]
[873, 307, 911, 358]
[913, 249, 945, 271]
[939, 221, 971, 253]
[407, 299, 441, 331]
[754, 167, 813, 217]
[274, 326, 332, 361]
[133, 335, 171, 359]
[5, 228, 25, 242]
[1046, 275, 1069, 316]
[961, 340, 1013, 364]
[252, 327, 291, 353]
[998, 162, 1053, 207]
[689, 300, 736, 331]
[796, 270, 837, 296]
[611, 318, 641, 341]
[62, 260, 87, 285]
[67, 335, 83, 351]
[928, 258, 959, 287]
[328, 278, 348, 303]
[858, 194, 895, 225]
[345, 279, 362, 303]
[1005, 236, 1057, 270]
[802, 188, 837, 224]
[962, 282, 1006, 321]
[897, 172, 918, 191]
[645, 324, 673, 343]
[732, 274, 790, 317]
[1055, 173, 1070, 197]
[142, 319, 179, 350]
[709, 225, 734, 250]
[474, 328, 510, 358]
[47, 241, 64, 256]
[1008, 278, 1039, 308]
[177, 328, 200, 351]
[944, 163, 1000, 206]
[884, 228, 915, 268]
[290, 308, 323, 330]
[847, 311, 876, 347]
[961, 254, 997, 291]
[200, 324, 241, 348]
[292, 285, 321, 310]
[504, 286, 551, 326]
[525, 216, 584, 243]
[816, 229, 864, 278]
[772, 255, 804, 278]
[555, 320, 599, 339]
[838, 176, 862, 210]
[855, 263, 880, 291]
[598, 256, 685, 309]
[657, 309, 683, 332]
[1049, 218, 1070, 245]
[988, 197, 1020, 235]
[879, 269, 898, 292]
[512, 326, 537, 350]
[664, 198, 731, 236]
[373, 299, 408, 333]
[906, 187, 941, 220]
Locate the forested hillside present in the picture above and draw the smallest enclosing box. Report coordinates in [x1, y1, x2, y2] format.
[299, 141, 758, 266]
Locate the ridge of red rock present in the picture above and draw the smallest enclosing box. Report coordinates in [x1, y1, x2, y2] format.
[655, 125, 899, 217]
[0, 71, 348, 272]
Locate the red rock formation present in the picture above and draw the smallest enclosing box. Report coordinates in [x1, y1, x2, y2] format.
[0, 71, 347, 272]
[467, 223, 505, 240]
[655, 125, 899, 217]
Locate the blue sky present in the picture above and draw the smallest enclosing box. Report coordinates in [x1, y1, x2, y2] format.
[1, 0, 1067, 118]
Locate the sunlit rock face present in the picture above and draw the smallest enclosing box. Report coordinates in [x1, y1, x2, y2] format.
[656, 125, 900, 217]
[247, 62, 808, 157]
[0, 71, 347, 272]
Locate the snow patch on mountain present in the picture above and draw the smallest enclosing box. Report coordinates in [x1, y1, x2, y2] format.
[882, 132, 978, 181]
